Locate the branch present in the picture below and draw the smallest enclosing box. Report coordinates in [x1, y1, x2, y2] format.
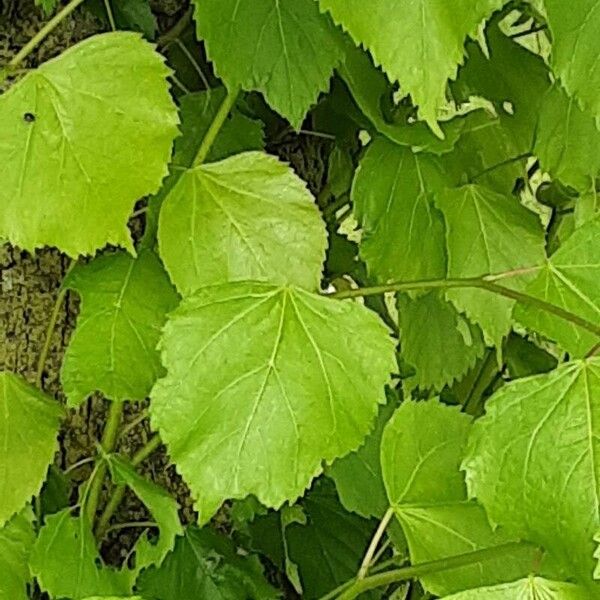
[333, 543, 535, 600]
[326, 275, 600, 341]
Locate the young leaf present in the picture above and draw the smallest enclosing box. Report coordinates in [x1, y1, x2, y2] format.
[534, 85, 600, 192]
[30, 509, 132, 599]
[319, 0, 504, 134]
[61, 250, 179, 406]
[158, 152, 327, 295]
[136, 525, 278, 600]
[464, 359, 600, 592]
[441, 577, 589, 599]
[107, 456, 183, 575]
[193, 0, 344, 127]
[397, 291, 486, 391]
[352, 138, 452, 283]
[514, 215, 600, 357]
[143, 88, 264, 244]
[150, 282, 395, 522]
[382, 400, 534, 595]
[328, 398, 396, 519]
[436, 184, 546, 347]
[0, 372, 62, 526]
[0, 32, 179, 256]
[0, 508, 35, 600]
[285, 478, 379, 599]
[545, 0, 600, 123]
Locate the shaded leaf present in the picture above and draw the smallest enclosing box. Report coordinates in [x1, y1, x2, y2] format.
[320, 0, 504, 134]
[398, 291, 486, 391]
[136, 526, 278, 600]
[328, 398, 396, 518]
[353, 137, 452, 283]
[286, 478, 379, 599]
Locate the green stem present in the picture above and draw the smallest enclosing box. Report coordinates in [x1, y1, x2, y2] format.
[86, 401, 124, 527]
[334, 543, 531, 600]
[328, 275, 600, 340]
[192, 87, 240, 167]
[7, 0, 87, 70]
[358, 507, 394, 579]
[470, 153, 530, 182]
[36, 259, 76, 389]
[103, 0, 116, 30]
[95, 433, 162, 540]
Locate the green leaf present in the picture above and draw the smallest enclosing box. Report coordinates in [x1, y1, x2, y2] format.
[398, 291, 486, 391]
[464, 359, 600, 591]
[82, 597, 142, 600]
[352, 137, 452, 283]
[453, 20, 551, 152]
[136, 525, 278, 600]
[545, 0, 600, 123]
[0, 32, 178, 257]
[0, 509, 35, 600]
[39, 465, 71, 518]
[111, 0, 156, 38]
[504, 334, 558, 379]
[107, 456, 183, 575]
[158, 151, 327, 295]
[396, 502, 537, 596]
[441, 577, 589, 599]
[382, 401, 472, 506]
[30, 509, 132, 599]
[174, 91, 265, 167]
[244, 504, 306, 594]
[514, 215, 600, 357]
[319, 0, 504, 134]
[534, 85, 600, 192]
[328, 398, 396, 518]
[382, 400, 534, 595]
[144, 88, 264, 244]
[193, 0, 344, 127]
[286, 478, 379, 599]
[0, 372, 62, 526]
[150, 282, 395, 522]
[339, 43, 469, 154]
[62, 250, 179, 406]
[435, 184, 546, 347]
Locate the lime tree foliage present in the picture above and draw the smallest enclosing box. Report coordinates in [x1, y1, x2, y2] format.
[2, 0, 600, 598]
